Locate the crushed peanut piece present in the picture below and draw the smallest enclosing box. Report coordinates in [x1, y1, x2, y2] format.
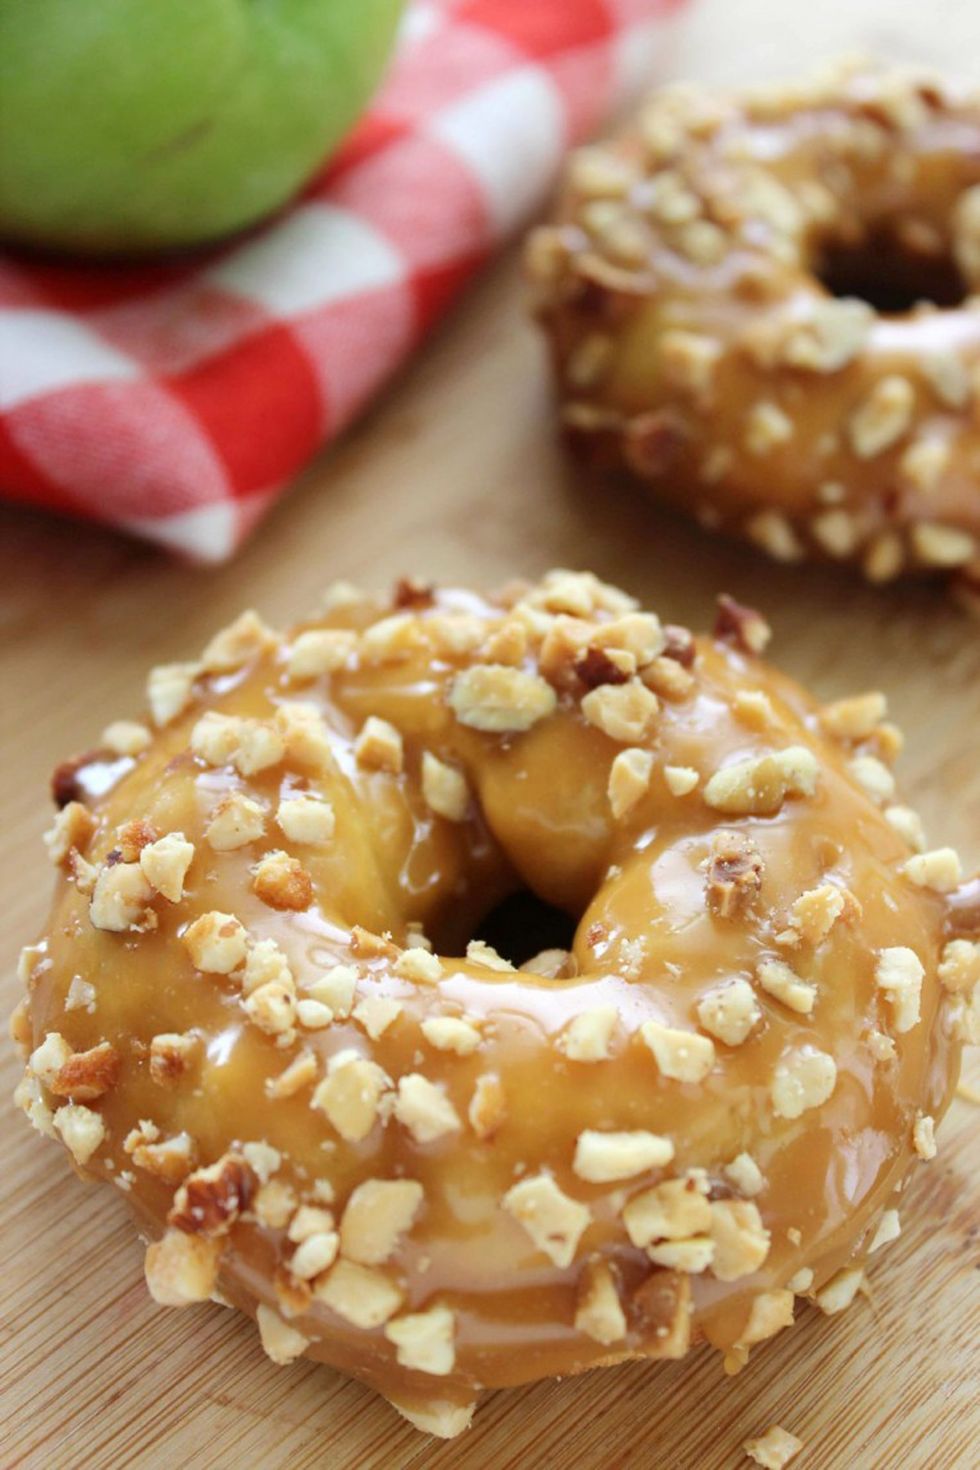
[145, 1230, 222, 1306]
[340, 1178, 424, 1265]
[903, 846, 962, 893]
[53, 1103, 105, 1165]
[139, 831, 194, 902]
[771, 1047, 836, 1119]
[696, 979, 761, 1046]
[147, 661, 200, 727]
[469, 1073, 507, 1139]
[704, 747, 819, 815]
[385, 1304, 456, 1376]
[705, 830, 763, 918]
[815, 1266, 864, 1315]
[354, 716, 404, 774]
[285, 628, 356, 682]
[276, 794, 335, 846]
[252, 850, 313, 911]
[256, 1304, 310, 1365]
[205, 792, 266, 851]
[744, 1425, 803, 1469]
[422, 752, 470, 822]
[557, 1007, 617, 1062]
[574, 1129, 674, 1182]
[450, 664, 556, 733]
[314, 1260, 403, 1328]
[582, 680, 659, 743]
[394, 1074, 461, 1144]
[421, 1016, 481, 1055]
[623, 1176, 711, 1249]
[201, 610, 276, 673]
[89, 861, 153, 932]
[913, 1112, 936, 1160]
[757, 958, 816, 1015]
[875, 946, 924, 1033]
[710, 1199, 770, 1281]
[503, 1173, 591, 1268]
[182, 911, 248, 974]
[312, 1050, 390, 1143]
[608, 747, 654, 818]
[575, 1258, 627, 1344]
[101, 720, 151, 757]
[641, 1020, 715, 1083]
[664, 764, 699, 796]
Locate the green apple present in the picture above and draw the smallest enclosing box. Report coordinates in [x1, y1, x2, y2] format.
[0, 0, 404, 257]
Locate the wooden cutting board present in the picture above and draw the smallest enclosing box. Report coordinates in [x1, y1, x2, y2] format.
[2, 3, 979, 1465]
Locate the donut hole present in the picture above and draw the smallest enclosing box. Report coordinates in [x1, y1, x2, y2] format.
[471, 889, 578, 970]
[816, 226, 967, 313]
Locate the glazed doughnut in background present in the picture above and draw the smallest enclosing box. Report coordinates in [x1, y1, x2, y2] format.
[528, 60, 980, 602]
[11, 570, 978, 1438]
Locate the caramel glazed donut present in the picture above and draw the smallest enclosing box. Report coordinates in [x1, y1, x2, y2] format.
[11, 570, 979, 1438]
[528, 61, 980, 600]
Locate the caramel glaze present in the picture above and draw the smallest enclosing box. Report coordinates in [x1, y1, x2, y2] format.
[529, 61, 980, 595]
[12, 572, 971, 1437]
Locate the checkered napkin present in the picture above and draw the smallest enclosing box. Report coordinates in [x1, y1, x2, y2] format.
[0, 0, 683, 561]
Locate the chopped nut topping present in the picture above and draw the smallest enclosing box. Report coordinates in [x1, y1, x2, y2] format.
[354, 716, 404, 774]
[869, 1208, 901, 1253]
[145, 1230, 222, 1306]
[252, 850, 313, 911]
[660, 329, 721, 395]
[903, 846, 962, 893]
[385, 1304, 456, 1376]
[574, 1258, 627, 1344]
[911, 521, 975, 568]
[289, 1230, 340, 1280]
[242, 938, 293, 996]
[275, 701, 333, 771]
[848, 375, 915, 457]
[744, 400, 793, 456]
[875, 946, 924, 1033]
[787, 1267, 813, 1293]
[256, 1304, 310, 1365]
[240, 1141, 281, 1184]
[746, 510, 804, 563]
[557, 1007, 617, 1062]
[704, 746, 819, 815]
[608, 747, 654, 818]
[89, 860, 153, 932]
[450, 664, 557, 733]
[285, 628, 356, 683]
[295, 998, 331, 1030]
[647, 1237, 715, 1273]
[253, 1178, 297, 1228]
[394, 949, 443, 984]
[582, 680, 658, 743]
[266, 1050, 318, 1100]
[733, 690, 775, 730]
[757, 958, 815, 1015]
[304, 962, 357, 1016]
[574, 1129, 674, 1182]
[353, 995, 403, 1040]
[642, 655, 696, 701]
[811, 507, 859, 559]
[421, 752, 470, 822]
[314, 1259, 403, 1328]
[744, 1425, 804, 1469]
[101, 720, 151, 757]
[885, 803, 926, 851]
[340, 1178, 424, 1265]
[276, 794, 335, 846]
[623, 1176, 711, 1248]
[713, 596, 771, 656]
[244, 977, 297, 1038]
[139, 831, 194, 903]
[821, 691, 886, 740]
[49, 1040, 121, 1100]
[394, 1074, 461, 1144]
[696, 979, 761, 1046]
[705, 830, 763, 917]
[465, 939, 514, 972]
[641, 1020, 715, 1083]
[848, 753, 896, 805]
[147, 661, 200, 728]
[127, 1129, 196, 1184]
[182, 911, 248, 974]
[421, 1016, 481, 1055]
[815, 1266, 864, 1315]
[469, 1072, 507, 1139]
[913, 1111, 937, 1159]
[723, 1152, 764, 1197]
[867, 1028, 897, 1063]
[168, 1154, 256, 1235]
[574, 645, 633, 690]
[664, 764, 699, 796]
[503, 1173, 591, 1268]
[863, 530, 905, 583]
[52, 1102, 106, 1165]
[201, 610, 276, 674]
[205, 792, 266, 851]
[786, 883, 850, 945]
[938, 938, 980, 994]
[29, 1032, 73, 1086]
[312, 1050, 390, 1142]
[771, 1047, 837, 1119]
[44, 801, 97, 866]
[710, 1199, 770, 1280]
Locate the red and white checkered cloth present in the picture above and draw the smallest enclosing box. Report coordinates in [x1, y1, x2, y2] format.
[0, 0, 683, 561]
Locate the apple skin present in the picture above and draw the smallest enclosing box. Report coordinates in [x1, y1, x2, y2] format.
[0, 0, 404, 257]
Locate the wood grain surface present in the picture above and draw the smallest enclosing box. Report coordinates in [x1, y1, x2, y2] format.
[2, 3, 979, 1466]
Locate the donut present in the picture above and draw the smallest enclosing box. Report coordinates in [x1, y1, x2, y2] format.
[527, 61, 980, 600]
[11, 570, 976, 1438]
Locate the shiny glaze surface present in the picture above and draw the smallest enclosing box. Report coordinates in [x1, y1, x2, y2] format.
[12, 573, 968, 1434]
[530, 62, 980, 595]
